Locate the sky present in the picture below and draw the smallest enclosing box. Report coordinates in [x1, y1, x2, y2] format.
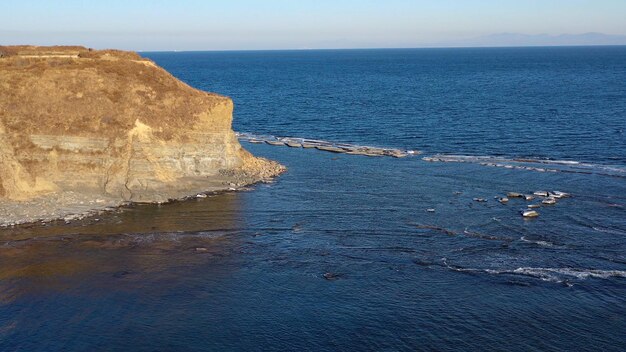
[1, 0, 626, 50]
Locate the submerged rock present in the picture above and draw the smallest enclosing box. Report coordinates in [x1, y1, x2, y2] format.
[522, 209, 540, 218]
[542, 197, 557, 205]
[507, 192, 524, 198]
[0, 45, 285, 225]
[323, 272, 342, 281]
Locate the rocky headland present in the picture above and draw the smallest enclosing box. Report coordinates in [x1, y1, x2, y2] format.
[0, 45, 284, 226]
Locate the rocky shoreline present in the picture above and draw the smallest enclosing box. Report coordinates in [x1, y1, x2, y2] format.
[0, 170, 283, 228]
[0, 45, 285, 227]
[237, 132, 420, 158]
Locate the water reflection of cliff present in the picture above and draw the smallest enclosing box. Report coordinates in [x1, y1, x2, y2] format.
[0, 193, 245, 303]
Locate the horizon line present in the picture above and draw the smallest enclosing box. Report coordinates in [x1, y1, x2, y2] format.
[136, 43, 626, 53]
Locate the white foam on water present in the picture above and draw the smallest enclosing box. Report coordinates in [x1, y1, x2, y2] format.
[423, 154, 626, 178]
[512, 267, 626, 280]
[592, 226, 626, 235]
[520, 236, 559, 248]
[441, 258, 626, 283]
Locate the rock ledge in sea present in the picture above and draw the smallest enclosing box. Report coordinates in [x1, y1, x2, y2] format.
[0, 45, 285, 225]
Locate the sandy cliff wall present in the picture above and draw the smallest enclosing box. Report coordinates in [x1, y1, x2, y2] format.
[0, 45, 283, 205]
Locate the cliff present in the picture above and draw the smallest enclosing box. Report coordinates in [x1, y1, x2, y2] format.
[0, 45, 284, 225]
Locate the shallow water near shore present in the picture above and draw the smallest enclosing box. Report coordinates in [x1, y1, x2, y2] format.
[2, 47, 626, 351]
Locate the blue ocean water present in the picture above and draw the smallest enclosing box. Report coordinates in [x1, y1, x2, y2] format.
[148, 47, 626, 164]
[1, 47, 625, 351]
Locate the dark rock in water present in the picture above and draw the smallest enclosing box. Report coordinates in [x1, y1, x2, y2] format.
[504, 280, 533, 287]
[113, 270, 131, 278]
[412, 259, 432, 267]
[323, 272, 342, 280]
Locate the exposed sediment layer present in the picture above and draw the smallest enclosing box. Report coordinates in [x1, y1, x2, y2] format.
[237, 132, 420, 158]
[0, 45, 284, 226]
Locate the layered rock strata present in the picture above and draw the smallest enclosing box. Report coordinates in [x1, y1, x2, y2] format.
[0, 46, 284, 225]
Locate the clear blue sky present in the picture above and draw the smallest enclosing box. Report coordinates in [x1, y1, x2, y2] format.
[1, 0, 625, 50]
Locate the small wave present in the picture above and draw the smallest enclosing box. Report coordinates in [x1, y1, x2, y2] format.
[519, 236, 566, 248]
[423, 154, 626, 178]
[1, 230, 233, 249]
[513, 267, 626, 280]
[441, 258, 626, 283]
[592, 226, 626, 235]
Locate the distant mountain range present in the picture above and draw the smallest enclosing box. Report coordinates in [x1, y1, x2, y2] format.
[440, 32, 626, 47]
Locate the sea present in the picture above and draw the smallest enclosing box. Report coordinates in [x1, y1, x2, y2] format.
[1, 47, 625, 351]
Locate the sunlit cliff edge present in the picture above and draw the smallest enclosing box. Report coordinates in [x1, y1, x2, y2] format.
[0, 45, 284, 225]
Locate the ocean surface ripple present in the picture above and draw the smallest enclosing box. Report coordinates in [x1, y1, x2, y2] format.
[1, 47, 625, 352]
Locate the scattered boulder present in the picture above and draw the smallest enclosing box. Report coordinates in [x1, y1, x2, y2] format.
[522, 209, 540, 218]
[551, 191, 570, 198]
[542, 198, 557, 205]
[507, 192, 524, 198]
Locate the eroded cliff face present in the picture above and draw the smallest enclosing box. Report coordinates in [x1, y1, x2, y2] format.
[0, 45, 283, 208]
